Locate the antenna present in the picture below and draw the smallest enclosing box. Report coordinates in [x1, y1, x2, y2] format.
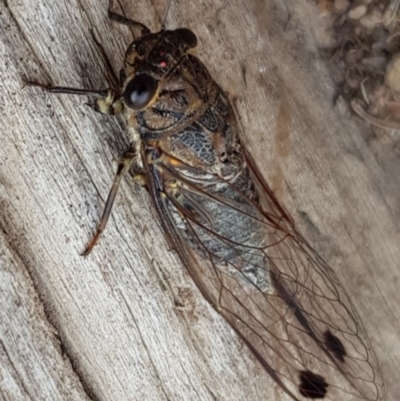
[161, 0, 172, 30]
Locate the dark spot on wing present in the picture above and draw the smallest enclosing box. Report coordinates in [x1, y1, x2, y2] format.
[299, 370, 328, 399]
[324, 329, 346, 362]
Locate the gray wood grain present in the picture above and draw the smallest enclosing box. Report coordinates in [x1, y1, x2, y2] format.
[1, 0, 399, 400]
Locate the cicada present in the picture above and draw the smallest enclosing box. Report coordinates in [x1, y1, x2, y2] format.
[27, 1, 385, 400]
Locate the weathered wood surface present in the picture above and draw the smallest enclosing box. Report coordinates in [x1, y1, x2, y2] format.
[1, 0, 399, 400]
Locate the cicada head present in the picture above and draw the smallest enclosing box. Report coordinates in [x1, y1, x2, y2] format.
[124, 28, 197, 74]
[121, 28, 217, 141]
[122, 28, 197, 109]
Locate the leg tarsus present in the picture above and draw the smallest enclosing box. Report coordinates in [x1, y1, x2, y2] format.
[96, 89, 123, 115]
[132, 172, 147, 188]
[81, 149, 136, 256]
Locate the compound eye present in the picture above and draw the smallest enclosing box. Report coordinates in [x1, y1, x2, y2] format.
[123, 74, 158, 110]
[175, 28, 197, 48]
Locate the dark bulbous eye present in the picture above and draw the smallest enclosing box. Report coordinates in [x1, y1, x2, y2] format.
[175, 28, 197, 48]
[123, 74, 158, 110]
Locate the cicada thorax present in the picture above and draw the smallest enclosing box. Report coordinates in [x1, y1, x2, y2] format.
[121, 28, 274, 292]
[122, 29, 241, 170]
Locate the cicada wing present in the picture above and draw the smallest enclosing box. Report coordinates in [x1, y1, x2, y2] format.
[243, 148, 384, 391]
[144, 151, 385, 401]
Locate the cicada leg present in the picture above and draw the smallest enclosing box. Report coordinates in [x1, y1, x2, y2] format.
[108, 0, 150, 35]
[82, 149, 136, 256]
[24, 81, 123, 116]
[132, 172, 147, 188]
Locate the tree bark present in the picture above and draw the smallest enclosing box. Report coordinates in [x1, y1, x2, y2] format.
[1, 0, 399, 400]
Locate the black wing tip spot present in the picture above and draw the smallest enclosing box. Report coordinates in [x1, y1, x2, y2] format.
[323, 329, 346, 362]
[299, 370, 328, 399]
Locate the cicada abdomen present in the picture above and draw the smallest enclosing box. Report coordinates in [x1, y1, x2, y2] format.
[26, 1, 385, 400]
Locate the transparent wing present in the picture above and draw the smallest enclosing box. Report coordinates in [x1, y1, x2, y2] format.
[144, 148, 385, 401]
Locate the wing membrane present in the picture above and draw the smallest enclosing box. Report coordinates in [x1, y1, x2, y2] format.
[144, 148, 384, 401]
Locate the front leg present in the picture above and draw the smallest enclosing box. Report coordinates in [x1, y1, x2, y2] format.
[24, 81, 123, 116]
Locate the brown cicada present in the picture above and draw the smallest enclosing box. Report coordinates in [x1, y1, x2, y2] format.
[26, 1, 385, 400]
